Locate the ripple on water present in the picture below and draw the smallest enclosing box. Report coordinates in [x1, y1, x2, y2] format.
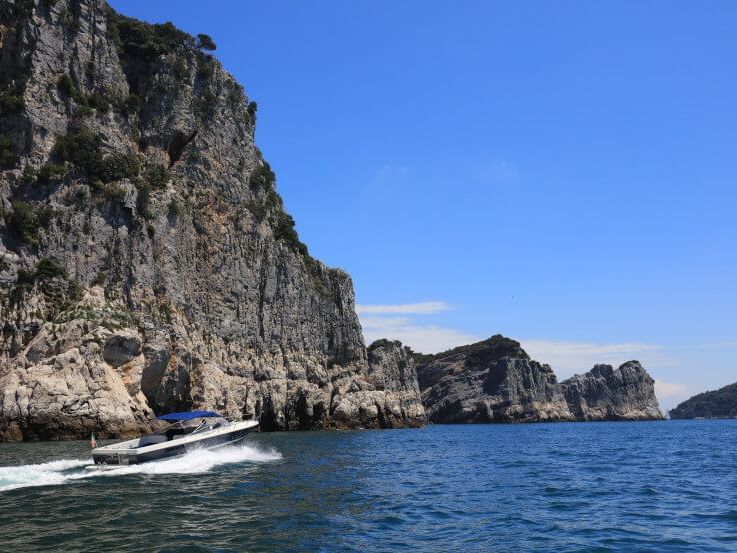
[1, 422, 737, 551]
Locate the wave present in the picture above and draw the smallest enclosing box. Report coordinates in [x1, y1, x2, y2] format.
[0, 444, 281, 492]
[0, 458, 90, 491]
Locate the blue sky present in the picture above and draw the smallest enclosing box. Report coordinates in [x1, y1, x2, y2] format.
[110, 1, 737, 410]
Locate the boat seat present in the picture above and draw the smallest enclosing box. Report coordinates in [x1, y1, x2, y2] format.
[138, 434, 168, 446]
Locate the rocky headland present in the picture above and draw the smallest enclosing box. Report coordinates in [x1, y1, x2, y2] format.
[669, 382, 737, 419]
[561, 362, 663, 421]
[415, 335, 664, 424]
[0, 0, 663, 441]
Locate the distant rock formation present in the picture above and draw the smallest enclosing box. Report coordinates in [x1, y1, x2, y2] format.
[364, 340, 426, 427]
[416, 336, 664, 423]
[561, 362, 664, 421]
[669, 382, 737, 419]
[416, 335, 575, 423]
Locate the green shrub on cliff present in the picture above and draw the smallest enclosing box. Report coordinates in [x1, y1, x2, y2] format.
[247, 101, 258, 123]
[57, 74, 74, 96]
[136, 180, 153, 219]
[54, 130, 101, 171]
[173, 59, 188, 80]
[36, 204, 55, 228]
[168, 198, 181, 218]
[412, 334, 528, 367]
[86, 92, 110, 113]
[196, 33, 216, 51]
[57, 75, 111, 113]
[103, 183, 127, 202]
[273, 210, 308, 256]
[16, 268, 35, 286]
[0, 135, 15, 169]
[0, 92, 25, 114]
[368, 339, 403, 352]
[35, 257, 68, 281]
[6, 200, 55, 246]
[38, 162, 66, 183]
[196, 57, 215, 81]
[7, 200, 37, 243]
[196, 90, 217, 118]
[74, 105, 93, 119]
[145, 164, 169, 189]
[95, 153, 140, 183]
[121, 93, 141, 116]
[249, 163, 275, 190]
[107, 11, 193, 62]
[54, 130, 140, 183]
[21, 165, 37, 183]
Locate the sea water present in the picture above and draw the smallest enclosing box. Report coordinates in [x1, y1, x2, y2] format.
[1, 420, 736, 552]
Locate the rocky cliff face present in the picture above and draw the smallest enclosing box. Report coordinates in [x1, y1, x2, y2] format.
[561, 362, 664, 421]
[416, 335, 575, 423]
[0, 0, 425, 440]
[416, 336, 663, 423]
[669, 382, 737, 419]
[364, 340, 426, 427]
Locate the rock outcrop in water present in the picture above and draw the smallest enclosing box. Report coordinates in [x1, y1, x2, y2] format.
[0, 0, 425, 440]
[669, 382, 737, 419]
[416, 335, 575, 423]
[415, 335, 663, 423]
[560, 362, 664, 421]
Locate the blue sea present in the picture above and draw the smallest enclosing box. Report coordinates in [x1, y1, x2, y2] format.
[1, 420, 736, 552]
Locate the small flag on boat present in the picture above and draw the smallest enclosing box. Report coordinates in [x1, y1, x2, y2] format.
[90, 432, 97, 448]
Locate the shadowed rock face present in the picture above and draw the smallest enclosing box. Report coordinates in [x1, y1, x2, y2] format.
[416, 336, 664, 424]
[417, 335, 574, 423]
[560, 362, 664, 421]
[669, 382, 737, 419]
[0, 1, 425, 440]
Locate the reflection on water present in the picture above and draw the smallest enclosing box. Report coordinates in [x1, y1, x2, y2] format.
[1, 421, 737, 552]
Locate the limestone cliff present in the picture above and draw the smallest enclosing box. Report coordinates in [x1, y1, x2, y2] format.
[365, 339, 426, 427]
[0, 0, 425, 440]
[561, 362, 664, 421]
[416, 335, 574, 423]
[416, 336, 663, 423]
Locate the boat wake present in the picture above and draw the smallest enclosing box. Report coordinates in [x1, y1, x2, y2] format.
[0, 444, 281, 492]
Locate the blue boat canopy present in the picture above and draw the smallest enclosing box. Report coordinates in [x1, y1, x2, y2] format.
[156, 410, 221, 421]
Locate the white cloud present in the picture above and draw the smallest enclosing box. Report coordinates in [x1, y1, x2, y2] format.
[654, 380, 690, 399]
[520, 339, 666, 379]
[359, 315, 481, 353]
[356, 301, 451, 315]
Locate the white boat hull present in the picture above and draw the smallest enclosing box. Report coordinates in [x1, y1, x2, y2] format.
[90, 419, 258, 466]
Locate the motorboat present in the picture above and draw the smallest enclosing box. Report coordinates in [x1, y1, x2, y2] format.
[89, 411, 259, 467]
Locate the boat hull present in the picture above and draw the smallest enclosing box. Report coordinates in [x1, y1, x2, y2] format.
[91, 420, 257, 466]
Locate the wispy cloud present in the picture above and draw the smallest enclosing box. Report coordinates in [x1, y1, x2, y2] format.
[360, 315, 481, 354]
[519, 338, 693, 409]
[356, 301, 451, 315]
[520, 339, 666, 378]
[357, 300, 478, 352]
[654, 380, 690, 399]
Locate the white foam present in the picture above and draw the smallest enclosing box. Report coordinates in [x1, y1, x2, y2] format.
[0, 458, 90, 491]
[0, 444, 280, 492]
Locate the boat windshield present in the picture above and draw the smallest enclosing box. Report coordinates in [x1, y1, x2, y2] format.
[136, 417, 227, 446]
